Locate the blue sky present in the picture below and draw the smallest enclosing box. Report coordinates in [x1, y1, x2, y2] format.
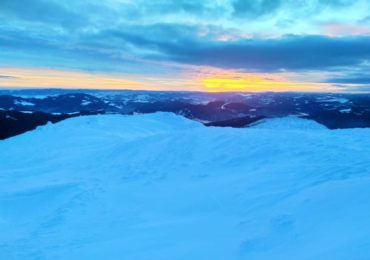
[1, 0, 370, 91]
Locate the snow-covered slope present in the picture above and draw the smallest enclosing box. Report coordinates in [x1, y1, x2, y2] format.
[250, 116, 328, 130]
[1, 113, 370, 259]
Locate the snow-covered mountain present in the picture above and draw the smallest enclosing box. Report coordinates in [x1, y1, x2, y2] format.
[2, 90, 370, 139]
[1, 113, 370, 259]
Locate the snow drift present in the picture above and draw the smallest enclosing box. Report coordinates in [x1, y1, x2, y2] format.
[1, 113, 370, 259]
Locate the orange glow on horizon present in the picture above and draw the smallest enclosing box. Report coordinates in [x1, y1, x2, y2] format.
[0, 66, 339, 93]
[0, 67, 147, 90]
[201, 75, 331, 92]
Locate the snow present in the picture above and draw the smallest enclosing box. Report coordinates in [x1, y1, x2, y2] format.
[221, 102, 230, 110]
[340, 108, 352, 113]
[81, 100, 92, 106]
[336, 97, 349, 104]
[238, 93, 252, 98]
[5, 115, 17, 120]
[15, 95, 54, 99]
[135, 94, 151, 103]
[250, 116, 327, 130]
[14, 100, 35, 106]
[316, 96, 349, 104]
[1, 113, 370, 259]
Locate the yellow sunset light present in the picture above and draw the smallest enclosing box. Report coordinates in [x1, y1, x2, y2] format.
[202, 75, 329, 92]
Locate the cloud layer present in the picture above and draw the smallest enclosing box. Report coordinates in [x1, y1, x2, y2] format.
[1, 0, 370, 91]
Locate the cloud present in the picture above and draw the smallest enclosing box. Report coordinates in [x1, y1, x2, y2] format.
[332, 83, 370, 92]
[326, 73, 370, 84]
[0, 0, 85, 28]
[141, 0, 215, 16]
[322, 23, 370, 37]
[1, 0, 370, 92]
[0, 75, 16, 79]
[77, 24, 370, 72]
[320, 0, 353, 7]
[231, 0, 282, 18]
[3, 19, 370, 74]
[106, 30, 370, 71]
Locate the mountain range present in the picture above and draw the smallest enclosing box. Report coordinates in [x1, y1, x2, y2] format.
[1, 89, 370, 139]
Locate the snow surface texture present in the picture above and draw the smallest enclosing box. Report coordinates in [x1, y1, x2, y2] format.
[1, 113, 370, 259]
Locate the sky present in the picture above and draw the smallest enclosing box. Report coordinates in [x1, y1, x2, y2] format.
[1, 0, 370, 92]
